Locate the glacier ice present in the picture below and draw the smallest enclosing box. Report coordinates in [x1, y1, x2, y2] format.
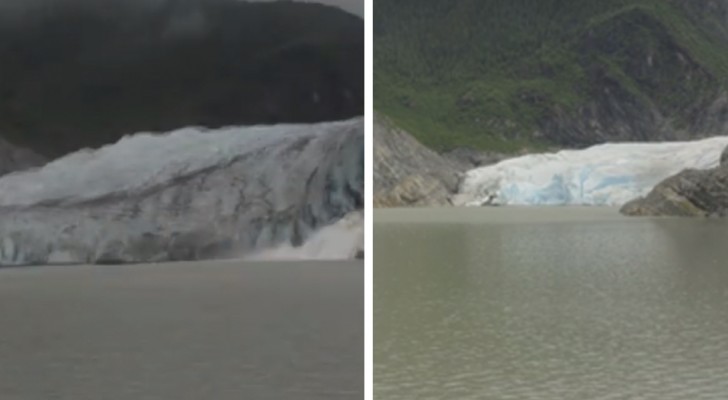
[0, 120, 358, 207]
[244, 211, 363, 261]
[456, 136, 728, 207]
[0, 118, 363, 266]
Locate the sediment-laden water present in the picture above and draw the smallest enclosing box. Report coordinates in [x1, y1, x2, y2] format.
[375, 207, 728, 400]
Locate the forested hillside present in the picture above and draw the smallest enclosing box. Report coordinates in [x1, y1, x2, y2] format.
[0, 0, 363, 158]
[375, 0, 728, 152]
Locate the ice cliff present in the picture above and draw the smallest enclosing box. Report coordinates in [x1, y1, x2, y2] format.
[456, 136, 728, 206]
[244, 211, 363, 261]
[0, 118, 363, 266]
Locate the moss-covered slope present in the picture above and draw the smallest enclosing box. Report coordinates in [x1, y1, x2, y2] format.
[375, 0, 728, 152]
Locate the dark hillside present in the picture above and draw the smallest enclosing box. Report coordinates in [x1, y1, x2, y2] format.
[0, 0, 363, 158]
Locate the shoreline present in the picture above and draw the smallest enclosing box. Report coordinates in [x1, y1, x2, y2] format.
[0, 258, 364, 270]
[372, 205, 703, 224]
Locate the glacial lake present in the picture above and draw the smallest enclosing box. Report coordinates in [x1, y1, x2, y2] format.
[375, 207, 728, 400]
[0, 261, 363, 400]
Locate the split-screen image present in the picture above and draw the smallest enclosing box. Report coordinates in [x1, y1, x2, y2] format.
[3, 0, 728, 399]
[0, 1, 362, 399]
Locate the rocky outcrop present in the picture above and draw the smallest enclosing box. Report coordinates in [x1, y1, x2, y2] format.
[0, 138, 46, 177]
[374, 113, 462, 207]
[0, 119, 363, 266]
[621, 145, 728, 217]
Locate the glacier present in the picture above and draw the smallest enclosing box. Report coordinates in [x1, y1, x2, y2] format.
[456, 136, 728, 207]
[244, 211, 363, 261]
[0, 118, 363, 266]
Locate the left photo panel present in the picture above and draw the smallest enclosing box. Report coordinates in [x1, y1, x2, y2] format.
[0, 0, 364, 398]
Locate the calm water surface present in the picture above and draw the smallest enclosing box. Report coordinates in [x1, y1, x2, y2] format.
[375, 207, 728, 400]
[0, 261, 363, 400]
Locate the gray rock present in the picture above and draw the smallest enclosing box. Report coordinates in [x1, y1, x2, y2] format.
[0, 137, 46, 177]
[0, 119, 363, 266]
[621, 145, 728, 217]
[374, 113, 463, 207]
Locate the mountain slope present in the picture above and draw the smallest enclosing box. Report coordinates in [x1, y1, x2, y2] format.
[374, 0, 728, 152]
[0, 0, 363, 158]
[0, 138, 46, 176]
[374, 113, 462, 207]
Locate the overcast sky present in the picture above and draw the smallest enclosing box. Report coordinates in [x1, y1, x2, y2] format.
[258, 0, 362, 16]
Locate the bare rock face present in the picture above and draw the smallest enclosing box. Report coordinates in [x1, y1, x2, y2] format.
[373, 113, 462, 207]
[0, 119, 363, 266]
[621, 145, 728, 217]
[0, 138, 46, 177]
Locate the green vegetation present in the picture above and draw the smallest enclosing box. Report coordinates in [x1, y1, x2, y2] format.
[0, 0, 363, 158]
[374, 0, 728, 152]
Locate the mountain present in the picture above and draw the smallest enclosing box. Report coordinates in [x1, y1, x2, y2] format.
[374, 0, 728, 153]
[0, 138, 46, 176]
[0, 0, 363, 158]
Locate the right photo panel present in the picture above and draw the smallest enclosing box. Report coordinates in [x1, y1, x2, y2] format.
[373, 1, 728, 399]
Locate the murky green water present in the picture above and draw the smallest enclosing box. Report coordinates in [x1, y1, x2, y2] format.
[0, 261, 363, 400]
[375, 207, 728, 400]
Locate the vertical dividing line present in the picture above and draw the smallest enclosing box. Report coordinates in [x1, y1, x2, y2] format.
[364, 0, 374, 398]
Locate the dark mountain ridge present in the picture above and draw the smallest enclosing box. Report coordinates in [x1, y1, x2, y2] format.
[0, 0, 363, 158]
